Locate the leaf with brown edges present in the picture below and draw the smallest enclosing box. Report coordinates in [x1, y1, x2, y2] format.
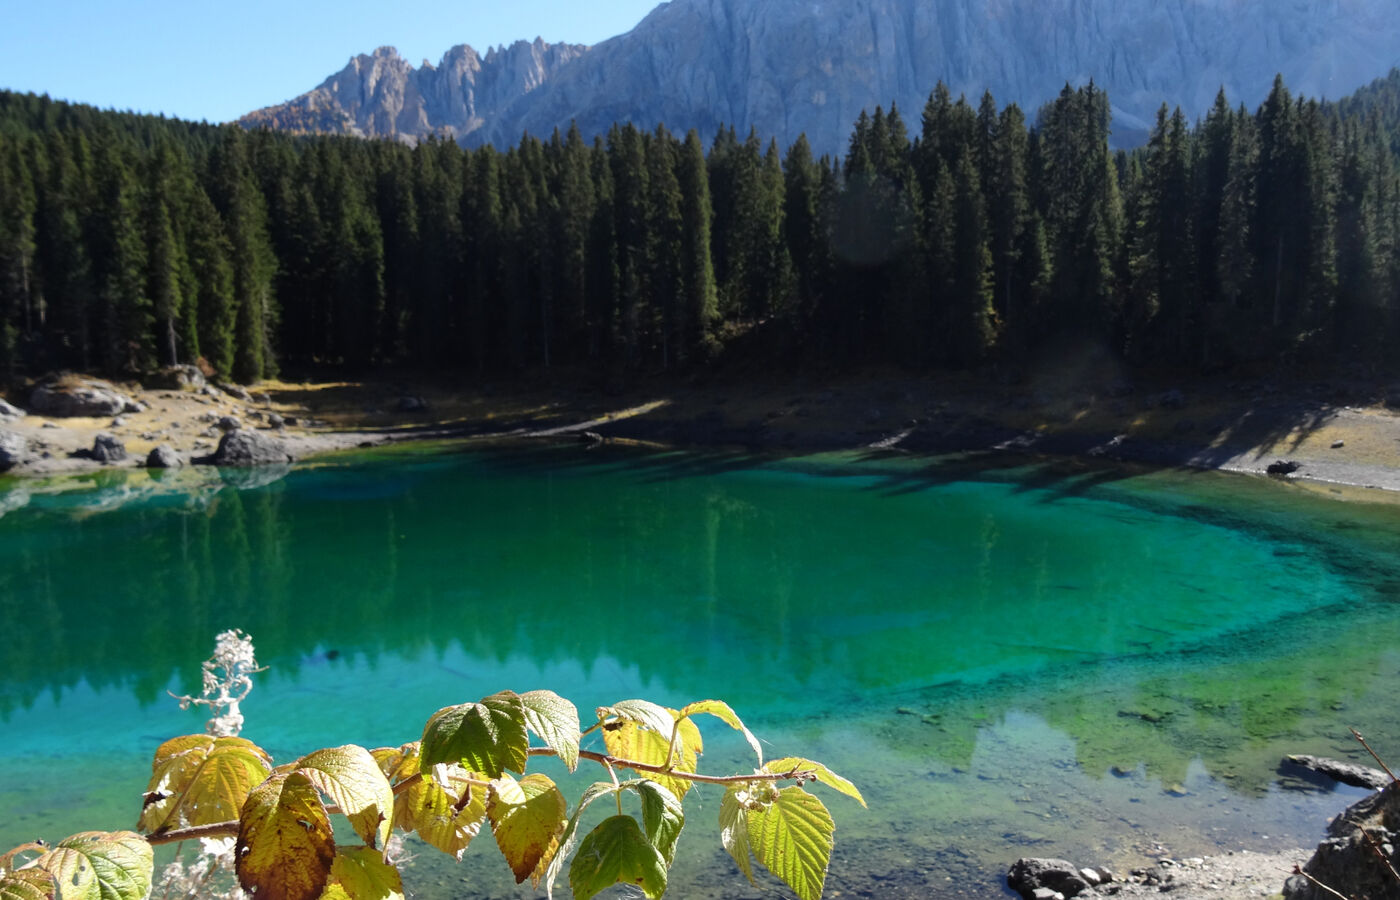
[235, 773, 335, 900]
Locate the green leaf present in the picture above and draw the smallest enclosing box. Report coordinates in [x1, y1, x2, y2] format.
[519, 690, 580, 772]
[543, 782, 621, 900]
[296, 746, 394, 849]
[568, 816, 667, 900]
[764, 757, 866, 808]
[678, 700, 762, 765]
[32, 831, 152, 900]
[487, 774, 566, 886]
[635, 781, 684, 867]
[0, 869, 54, 900]
[235, 772, 336, 900]
[718, 785, 755, 884]
[747, 786, 834, 900]
[601, 720, 698, 801]
[420, 692, 528, 779]
[319, 847, 404, 900]
[138, 735, 272, 832]
[601, 700, 675, 739]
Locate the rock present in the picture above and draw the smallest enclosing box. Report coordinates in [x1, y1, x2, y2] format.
[0, 430, 31, 471]
[577, 430, 605, 445]
[0, 398, 25, 419]
[218, 382, 253, 402]
[29, 379, 132, 418]
[110, 416, 126, 427]
[144, 364, 206, 391]
[145, 445, 183, 469]
[1283, 754, 1391, 790]
[1031, 889, 1063, 900]
[283, 416, 299, 426]
[89, 433, 128, 463]
[1331, 440, 1345, 449]
[1158, 389, 1187, 409]
[1008, 858, 1092, 900]
[1286, 782, 1400, 900]
[216, 415, 242, 433]
[267, 413, 285, 429]
[121, 398, 143, 414]
[199, 429, 296, 467]
[398, 395, 428, 412]
[253, 393, 272, 405]
[1267, 459, 1302, 475]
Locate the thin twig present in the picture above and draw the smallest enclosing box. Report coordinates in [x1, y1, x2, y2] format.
[1292, 865, 1352, 900]
[1350, 729, 1398, 783]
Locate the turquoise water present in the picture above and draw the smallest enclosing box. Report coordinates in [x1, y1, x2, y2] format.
[2, 445, 1399, 897]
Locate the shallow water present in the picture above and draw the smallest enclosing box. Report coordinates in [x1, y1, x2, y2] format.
[2, 445, 1399, 897]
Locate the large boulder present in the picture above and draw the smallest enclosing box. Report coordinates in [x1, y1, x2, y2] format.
[145, 445, 183, 469]
[0, 430, 30, 472]
[200, 428, 295, 467]
[1285, 782, 1400, 900]
[1007, 858, 1093, 900]
[89, 433, 128, 463]
[30, 379, 133, 418]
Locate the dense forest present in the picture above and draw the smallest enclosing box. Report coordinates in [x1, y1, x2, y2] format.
[2, 70, 1400, 384]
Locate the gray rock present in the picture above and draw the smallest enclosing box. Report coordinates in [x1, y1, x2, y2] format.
[216, 415, 242, 433]
[110, 416, 126, 427]
[218, 382, 253, 402]
[90, 433, 128, 463]
[1008, 858, 1092, 900]
[0, 398, 25, 419]
[267, 413, 285, 429]
[1331, 440, 1345, 449]
[0, 430, 30, 471]
[144, 364, 206, 390]
[199, 429, 296, 467]
[1286, 782, 1400, 900]
[30, 380, 131, 418]
[145, 445, 183, 469]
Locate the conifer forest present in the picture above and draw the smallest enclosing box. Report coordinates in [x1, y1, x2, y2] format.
[2, 71, 1400, 384]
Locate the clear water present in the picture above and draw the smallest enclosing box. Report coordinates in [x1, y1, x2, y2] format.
[3, 445, 1400, 898]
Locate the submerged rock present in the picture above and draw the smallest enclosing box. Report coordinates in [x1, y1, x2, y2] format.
[1283, 754, 1390, 790]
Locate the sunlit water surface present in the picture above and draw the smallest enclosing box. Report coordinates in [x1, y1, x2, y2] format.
[3, 444, 1400, 897]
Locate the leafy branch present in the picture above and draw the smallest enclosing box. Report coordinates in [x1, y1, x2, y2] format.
[3, 686, 863, 900]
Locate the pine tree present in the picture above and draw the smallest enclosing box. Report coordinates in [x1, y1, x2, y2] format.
[677, 129, 718, 361]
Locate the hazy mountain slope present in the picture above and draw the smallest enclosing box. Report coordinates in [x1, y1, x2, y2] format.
[239, 39, 587, 143]
[243, 0, 1400, 150]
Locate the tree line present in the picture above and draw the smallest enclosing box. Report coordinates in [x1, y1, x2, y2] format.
[2, 70, 1400, 384]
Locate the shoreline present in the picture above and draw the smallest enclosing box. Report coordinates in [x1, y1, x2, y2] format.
[5, 371, 1400, 502]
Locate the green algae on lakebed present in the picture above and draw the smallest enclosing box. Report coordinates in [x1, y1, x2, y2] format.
[0, 443, 1397, 897]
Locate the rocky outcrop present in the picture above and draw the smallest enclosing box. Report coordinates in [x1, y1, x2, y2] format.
[0, 430, 30, 472]
[1285, 782, 1400, 900]
[198, 429, 296, 467]
[242, 0, 1400, 154]
[239, 40, 587, 144]
[30, 379, 137, 418]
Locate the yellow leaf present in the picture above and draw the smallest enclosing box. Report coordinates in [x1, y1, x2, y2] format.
[235, 773, 336, 900]
[296, 746, 394, 849]
[139, 736, 272, 833]
[318, 847, 404, 900]
[747, 787, 834, 900]
[0, 868, 54, 900]
[602, 720, 697, 800]
[32, 831, 152, 900]
[488, 774, 566, 886]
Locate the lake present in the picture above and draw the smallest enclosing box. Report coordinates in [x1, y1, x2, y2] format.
[2, 444, 1398, 897]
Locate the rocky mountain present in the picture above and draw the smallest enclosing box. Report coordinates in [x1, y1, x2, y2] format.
[238, 39, 587, 143]
[242, 0, 1400, 150]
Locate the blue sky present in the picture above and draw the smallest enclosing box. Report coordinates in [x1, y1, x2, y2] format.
[0, 0, 661, 124]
